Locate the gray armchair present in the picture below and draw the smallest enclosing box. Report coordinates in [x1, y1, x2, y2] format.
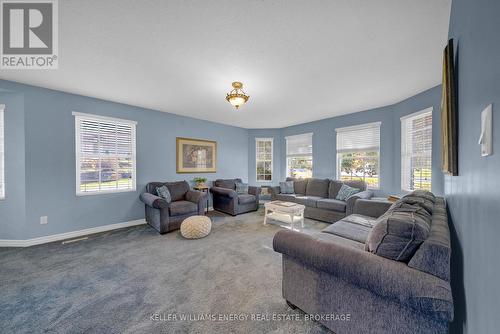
[210, 178, 260, 216]
[140, 181, 207, 234]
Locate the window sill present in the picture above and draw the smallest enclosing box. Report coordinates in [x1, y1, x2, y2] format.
[76, 188, 136, 196]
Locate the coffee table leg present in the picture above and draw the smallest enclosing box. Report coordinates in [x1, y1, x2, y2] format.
[300, 211, 305, 228]
[263, 209, 268, 225]
[290, 214, 295, 230]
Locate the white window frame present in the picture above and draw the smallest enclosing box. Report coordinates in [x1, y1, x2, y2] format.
[255, 137, 273, 182]
[73, 112, 137, 196]
[0, 104, 5, 200]
[400, 107, 433, 192]
[285, 133, 313, 178]
[336, 122, 381, 190]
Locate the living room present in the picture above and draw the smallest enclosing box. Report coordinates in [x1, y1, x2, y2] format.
[0, 0, 498, 333]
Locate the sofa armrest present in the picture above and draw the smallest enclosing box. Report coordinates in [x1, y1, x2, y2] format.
[346, 190, 373, 215]
[248, 186, 261, 196]
[353, 199, 392, 218]
[210, 186, 237, 198]
[185, 189, 206, 204]
[273, 230, 454, 322]
[270, 186, 281, 199]
[140, 193, 169, 209]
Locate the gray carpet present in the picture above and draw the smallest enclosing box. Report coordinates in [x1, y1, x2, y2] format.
[0, 207, 332, 334]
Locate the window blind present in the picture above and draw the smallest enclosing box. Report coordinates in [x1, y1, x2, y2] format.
[336, 122, 381, 153]
[401, 108, 432, 191]
[286, 133, 313, 156]
[0, 105, 4, 199]
[74, 112, 136, 195]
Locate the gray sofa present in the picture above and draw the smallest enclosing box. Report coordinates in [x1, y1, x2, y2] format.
[270, 178, 373, 223]
[273, 193, 453, 333]
[140, 181, 207, 234]
[210, 178, 261, 216]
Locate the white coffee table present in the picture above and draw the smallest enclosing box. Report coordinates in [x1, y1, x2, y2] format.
[263, 201, 305, 230]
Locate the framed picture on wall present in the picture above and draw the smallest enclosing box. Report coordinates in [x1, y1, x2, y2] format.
[176, 137, 217, 173]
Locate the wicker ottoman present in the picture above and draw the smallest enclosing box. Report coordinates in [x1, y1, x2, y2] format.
[180, 216, 212, 239]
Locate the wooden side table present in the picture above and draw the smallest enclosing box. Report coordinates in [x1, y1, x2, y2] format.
[193, 185, 210, 213]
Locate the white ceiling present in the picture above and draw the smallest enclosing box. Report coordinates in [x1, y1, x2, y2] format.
[0, 0, 451, 129]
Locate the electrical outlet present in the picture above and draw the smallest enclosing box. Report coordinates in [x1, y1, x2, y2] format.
[40, 216, 48, 225]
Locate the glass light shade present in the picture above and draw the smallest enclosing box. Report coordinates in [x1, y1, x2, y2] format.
[228, 96, 246, 107]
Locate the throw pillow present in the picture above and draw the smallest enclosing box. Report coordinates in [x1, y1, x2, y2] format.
[335, 184, 360, 201]
[365, 203, 431, 262]
[156, 185, 172, 203]
[279, 181, 295, 194]
[235, 182, 249, 194]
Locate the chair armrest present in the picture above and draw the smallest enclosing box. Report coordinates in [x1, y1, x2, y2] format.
[346, 190, 373, 215]
[186, 189, 206, 204]
[140, 193, 169, 209]
[210, 186, 237, 198]
[248, 186, 261, 196]
[354, 199, 392, 218]
[273, 230, 453, 322]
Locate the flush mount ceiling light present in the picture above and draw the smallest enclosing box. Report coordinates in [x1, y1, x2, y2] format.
[226, 82, 249, 109]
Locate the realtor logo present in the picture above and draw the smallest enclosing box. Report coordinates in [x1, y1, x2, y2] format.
[0, 0, 58, 69]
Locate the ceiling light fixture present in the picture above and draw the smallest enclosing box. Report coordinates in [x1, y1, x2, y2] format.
[226, 82, 249, 109]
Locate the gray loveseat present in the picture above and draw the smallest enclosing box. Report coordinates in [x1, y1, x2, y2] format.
[140, 181, 207, 234]
[270, 178, 373, 223]
[273, 193, 453, 333]
[210, 178, 261, 216]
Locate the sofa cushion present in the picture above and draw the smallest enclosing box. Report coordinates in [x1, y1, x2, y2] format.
[316, 198, 346, 212]
[305, 178, 330, 197]
[365, 203, 432, 262]
[400, 195, 434, 214]
[328, 180, 343, 199]
[322, 215, 376, 243]
[335, 184, 360, 201]
[408, 198, 451, 281]
[275, 194, 298, 202]
[294, 196, 322, 207]
[238, 194, 256, 204]
[166, 181, 190, 202]
[287, 177, 308, 195]
[169, 200, 198, 216]
[235, 181, 249, 194]
[344, 180, 367, 192]
[279, 181, 295, 194]
[156, 185, 172, 203]
[215, 179, 239, 190]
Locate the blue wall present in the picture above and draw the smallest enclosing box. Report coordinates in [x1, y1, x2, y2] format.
[0, 80, 249, 239]
[248, 86, 443, 196]
[446, 0, 500, 332]
[0, 92, 26, 239]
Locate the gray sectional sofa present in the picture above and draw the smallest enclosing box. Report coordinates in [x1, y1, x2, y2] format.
[273, 192, 453, 334]
[271, 178, 373, 223]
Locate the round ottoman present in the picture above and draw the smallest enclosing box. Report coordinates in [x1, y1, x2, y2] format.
[180, 215, 212, 239]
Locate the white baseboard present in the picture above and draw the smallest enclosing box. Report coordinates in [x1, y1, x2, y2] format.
[0, 219, 146, 248]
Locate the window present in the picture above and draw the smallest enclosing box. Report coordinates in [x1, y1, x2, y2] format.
[401, 108, 432, 191]
[336, 122, 381, 189]
[74, 112, 136, 195]
[286, 133, 313, 178]
[255, 138, 273, 182]
[0, 104, 4, 199]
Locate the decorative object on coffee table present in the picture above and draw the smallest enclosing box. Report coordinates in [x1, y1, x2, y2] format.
[176, 137, 217, 173]
[264, 201, 305, 230]
[180, 215, 212, 239]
